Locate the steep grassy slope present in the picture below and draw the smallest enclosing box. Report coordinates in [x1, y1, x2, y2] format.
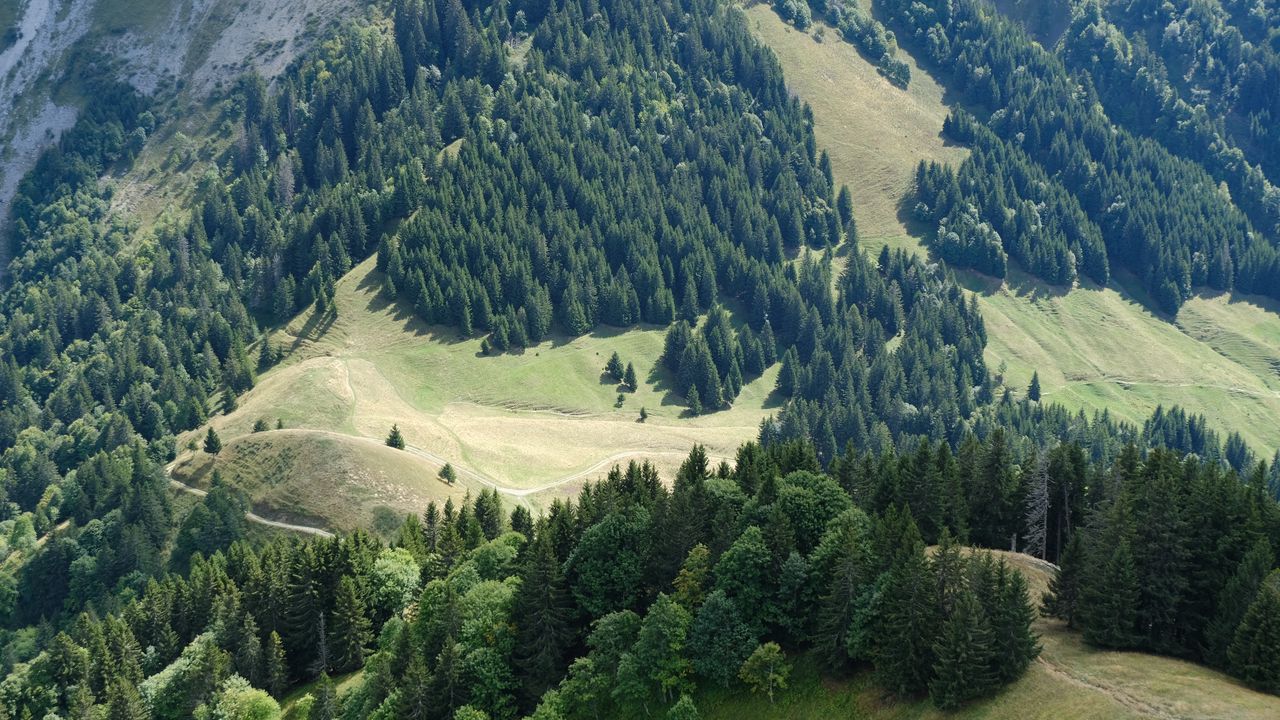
[174, 255, 780, 518]
[698, 551, 1280, 719]
[744, 2, 1280, 455]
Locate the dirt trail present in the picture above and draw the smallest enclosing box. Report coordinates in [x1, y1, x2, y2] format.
[165, 464, 335, 538]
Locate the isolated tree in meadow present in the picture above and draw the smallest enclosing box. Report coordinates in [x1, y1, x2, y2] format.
[624, 362, 638, 391]
[386, 424, 406, 450]
[1027, 371, 1041, 402]
[606, 352, 624, 381]
[439, 463, 457, 484]
[639, 407, 648, 422]
[252, 419, 269, 433]
[204, 427, 223, 455]
[739, 642, 790, 703]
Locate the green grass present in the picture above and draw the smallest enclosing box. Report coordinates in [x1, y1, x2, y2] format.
[179, 255, 780, 516]
[90, 0, 175, 36]
[745, 1, 1280, 456]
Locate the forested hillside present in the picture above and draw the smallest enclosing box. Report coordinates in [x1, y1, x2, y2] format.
[1, 0, 1280, 718]
[886, 0, 1280, 312]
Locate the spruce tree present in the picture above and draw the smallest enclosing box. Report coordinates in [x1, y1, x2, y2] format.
[990, 562, 1041, 682]
[1081, 538, 1140, 648]
[873, 538, 940, 697]
[1207, 538, 1275, 668]
[514, 533, 574, 702]
[329, 576, 371, 673]
[929, 588, 996, 709]
[309, 673, 338, 720]
[689, 590, 756, 687]
[1041, 531, 1084, 628]
[624, 362, 638, 391]
[204, 427, 223, 455]
[1227, 573, 1280, 694]
[606, 352, 624, 381]
[1027, 371, 1041, 402]
[264, 631, 288, 698]
[386, 424, 406, 450]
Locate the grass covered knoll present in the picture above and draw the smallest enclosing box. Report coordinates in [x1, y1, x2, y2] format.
[169, 429, 474, 535]
[698, 551, 1280, 720]
[174, 255, 779, 518]
[745, 1, 1280, 456]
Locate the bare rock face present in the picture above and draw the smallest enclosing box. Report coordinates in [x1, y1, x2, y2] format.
[0, 0, 354, 287]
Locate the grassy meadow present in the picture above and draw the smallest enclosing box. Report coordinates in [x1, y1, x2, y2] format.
[174, 255, 780, 520]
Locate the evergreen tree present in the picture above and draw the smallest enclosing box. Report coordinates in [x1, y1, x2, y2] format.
[873, 535, 940, 697]
[606, 352, 624, 382]
[204, 427, 223, 455]
[440, 463, 457, 484]
[514, 533, 574, 701]
[386, 425, 406, 450]
[1027, 371, 1041, 402]
[264, 631, 288, 699]
[1207, 539, 1275, 668]
[1228, 572, 1280, 694]
[929, 588, 996, 709]
[1041, 532, 1084, 628]
[330, 576, 372, 672]
[624, 362, 638, 392]
[666, 694, 701, 720]
[309, 673, 338, 720]
[1081, 538, 1140, 648]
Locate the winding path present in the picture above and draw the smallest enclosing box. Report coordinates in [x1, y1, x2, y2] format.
[163, 429, 723, 537]
[164, 464, 335, 538]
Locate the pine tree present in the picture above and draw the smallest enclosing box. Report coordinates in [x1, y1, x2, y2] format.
[1041, 532, 1084, 628]
[264, 631, 288, 698]
[929, 588, 996, 709]
[309, 673, 338, 720]
[1207, 538, 1275, 668]
[605, 352, 624, 381]
[514, 533, 574, 702]
[873, 538, 940, 697]
[386, 424, 406, 450]
[204, 427, 223, 455]
[624, 362, 638, 391]
[1081, 538, 1140, 648]
[330, 576, 371, 672]
[1228, 573, 1280, 694]
[439, 463, 457, 484]
[1027, 371, 1041, 402]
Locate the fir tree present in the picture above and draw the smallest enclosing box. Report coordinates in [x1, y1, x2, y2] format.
[929, 588, 996, 709]
[606, 352, 624, 382]
[1041, 532, 1084, 628]
[1027, 371, 1041, 402]
[386, 424, 406, 450]
[204, 427, 223, 455]
[1228, 573, 1280, 694]
[1081, 538, 1140, 648]
[624, 362, 638, 392]
[264, 631, 288, 698]
[514, 533, 575, 702]
[1207, 538, 1275, 668]
[329, 576, 371, 673]
[873, 537, 940, 696]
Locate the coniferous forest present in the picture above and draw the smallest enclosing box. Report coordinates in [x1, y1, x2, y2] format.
[1, 0, 1280, 717]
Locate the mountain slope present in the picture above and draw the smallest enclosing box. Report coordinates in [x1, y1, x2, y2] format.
[744, 2, 1280, 456]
